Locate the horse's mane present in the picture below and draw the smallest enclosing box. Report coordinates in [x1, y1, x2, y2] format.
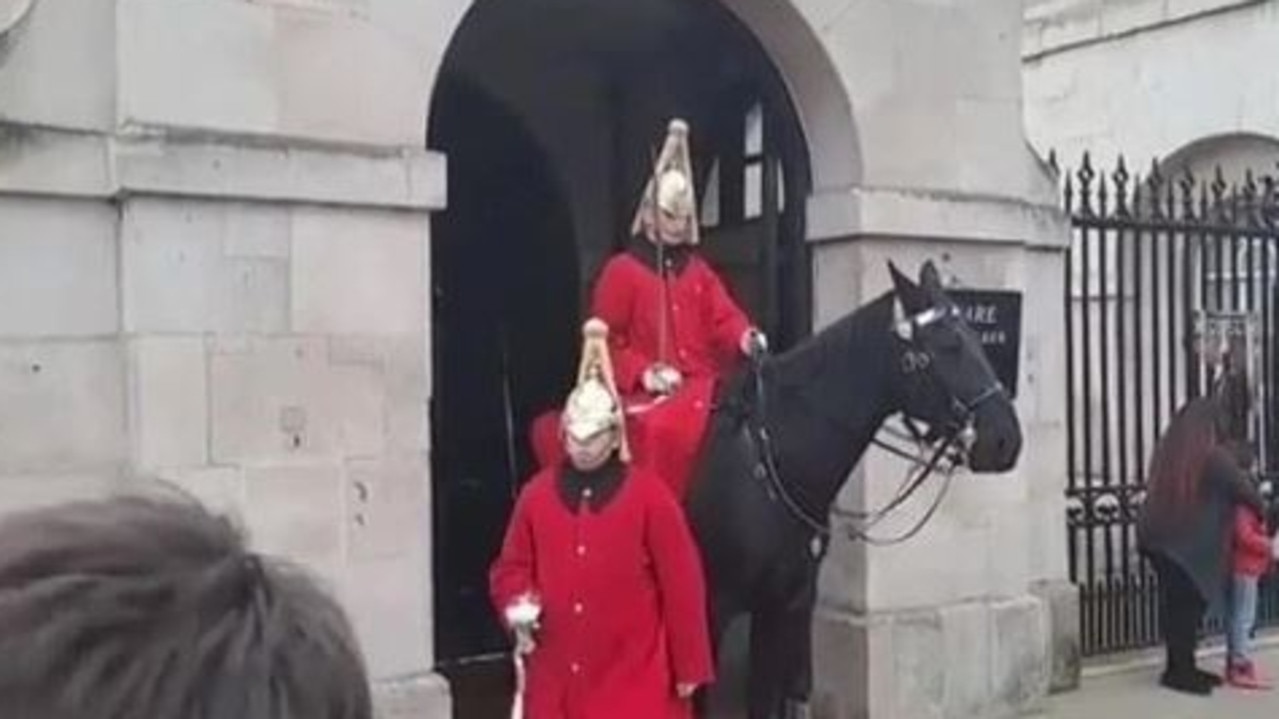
[717, 291, 897, 420]
[769, 291, 895, 389]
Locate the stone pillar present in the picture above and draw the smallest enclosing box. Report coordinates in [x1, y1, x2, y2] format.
[795, 0, 1079, 715]
[0, 0, 452, 715]
[808, 215, 1073, 719]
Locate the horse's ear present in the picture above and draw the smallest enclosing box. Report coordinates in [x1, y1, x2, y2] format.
[889, 260, 927, 313]
[919, 260, 944, 293]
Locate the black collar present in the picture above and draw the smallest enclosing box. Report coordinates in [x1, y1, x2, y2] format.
[557, 458, 626, 513]
[626, 237, 692, 276]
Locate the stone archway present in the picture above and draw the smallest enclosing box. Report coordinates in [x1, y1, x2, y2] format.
[1160, 132, 1279, 182]
[423, 0, 862, 216]
[423, 1, 860, 717]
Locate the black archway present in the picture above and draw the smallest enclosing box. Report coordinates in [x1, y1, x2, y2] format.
[428, 71, 580, 667]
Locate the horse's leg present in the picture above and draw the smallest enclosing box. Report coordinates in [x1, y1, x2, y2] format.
[747, 608, 787, 719]
[777, 572, 819, 719]
[695, 593, 739, 719]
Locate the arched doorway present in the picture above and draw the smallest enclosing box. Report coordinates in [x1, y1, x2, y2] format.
[427, 1, 812, 715]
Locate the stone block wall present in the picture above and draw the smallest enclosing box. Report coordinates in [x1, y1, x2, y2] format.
[0, 0, 451, 713]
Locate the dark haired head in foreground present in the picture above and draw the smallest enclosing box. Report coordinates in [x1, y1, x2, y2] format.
[0, 494, 371, 719]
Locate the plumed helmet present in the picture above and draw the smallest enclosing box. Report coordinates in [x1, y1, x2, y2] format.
[631, 118, 700, 245]
[561, 318, 631, 461]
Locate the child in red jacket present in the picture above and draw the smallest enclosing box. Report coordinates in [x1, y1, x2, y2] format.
[1226, 443, 1272, 690]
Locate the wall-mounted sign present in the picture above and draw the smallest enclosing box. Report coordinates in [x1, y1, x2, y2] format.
[947, 289, 1023, 398]
[1193, 310, 1261, 437]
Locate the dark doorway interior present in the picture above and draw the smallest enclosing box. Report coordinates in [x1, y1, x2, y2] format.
[428, 71, 580, 671]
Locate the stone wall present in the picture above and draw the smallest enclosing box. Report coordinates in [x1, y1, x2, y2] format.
[0, 1, 1074, 717]
[1024, 0, 1279, 166]
[0, 0, 449, 715]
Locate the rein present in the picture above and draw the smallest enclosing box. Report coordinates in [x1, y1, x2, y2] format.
[744, 355, 960, 548]
[742, 323, 1005, 548]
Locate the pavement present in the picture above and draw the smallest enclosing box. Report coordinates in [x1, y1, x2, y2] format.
[1039, 637, 1279, 718]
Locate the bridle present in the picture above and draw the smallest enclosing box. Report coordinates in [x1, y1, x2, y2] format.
[744, 299, 1007, 553]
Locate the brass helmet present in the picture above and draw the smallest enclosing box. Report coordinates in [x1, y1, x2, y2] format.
[561, 318, 631, 462]
[630, 118, 700, 245]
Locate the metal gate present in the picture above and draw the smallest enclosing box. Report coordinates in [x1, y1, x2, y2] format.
[1059, 152, 1279, 656]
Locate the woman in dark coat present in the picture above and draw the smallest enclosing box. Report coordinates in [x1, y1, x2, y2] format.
[1137, 396, 1268, 695]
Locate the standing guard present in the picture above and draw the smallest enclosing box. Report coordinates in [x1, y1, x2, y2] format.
[490, 318, 714, 719]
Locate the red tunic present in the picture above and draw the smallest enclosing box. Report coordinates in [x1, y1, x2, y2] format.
[591, 245, 751, 496]
[490, 464, 715, 719]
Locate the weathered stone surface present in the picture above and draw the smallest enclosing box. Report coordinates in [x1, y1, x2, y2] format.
[374, 672, 452, 719]
[0, 197, 117, 337]
[209, 337, 385, 463]
[151, 466, 245, 521]
[990, 596, 1050, 715]
[112, 137, 446, 209]
[1032, 579, 1082, 693]
[0, 127, 113, 197]
[344, 554, 431, 679]
[0, 340, 126, 472]
[1024, 0, 1277, 167]
[892, 609, 945, 719]
[345, 457, 427, 561]
[129, 337, 208, 469]
[242, 462, 345, 571]
[116, 0, 437, 147]
[291, 207, 427, 336]
[812, 607, 871, 719]
[941, 602, 993, 718]
[0, 0, 114, 130]
[121, 199, 289, 334]
[381, 338, 429, 456]
[117, 0, 278, 135]
[1024, 0, 1260, 58]
[814, 597, 1052, 719]
[0, 471, 119, 518]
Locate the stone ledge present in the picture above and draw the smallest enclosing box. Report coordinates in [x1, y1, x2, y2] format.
[1031, 578, 1081, 693]
[807, 185, 1069, 249]
[813, 594, 1051, 719]
[373, 671, 451, 719]
[0, 123, 445, 209]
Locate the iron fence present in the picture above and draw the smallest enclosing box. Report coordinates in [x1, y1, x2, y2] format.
[1058, 152, 1279, 656]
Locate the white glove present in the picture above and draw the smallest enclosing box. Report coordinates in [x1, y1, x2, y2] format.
[513, 624, 538, 656]
[643, 363, 683, 396]
[505, 593, 542, 655]
[740, 328, 768, 358]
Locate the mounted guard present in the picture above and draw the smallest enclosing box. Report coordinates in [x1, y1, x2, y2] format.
[592, 117, 767, 497]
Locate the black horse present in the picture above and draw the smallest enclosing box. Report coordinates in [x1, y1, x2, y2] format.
[685, 260, 1023, 719]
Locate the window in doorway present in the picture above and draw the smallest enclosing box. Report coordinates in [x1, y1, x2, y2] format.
[702, 101, 786, 228]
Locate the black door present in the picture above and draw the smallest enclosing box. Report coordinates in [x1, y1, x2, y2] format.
[428, 74, 580, 674]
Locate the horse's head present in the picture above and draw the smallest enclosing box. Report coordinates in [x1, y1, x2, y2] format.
[887, 261, 1022, 472]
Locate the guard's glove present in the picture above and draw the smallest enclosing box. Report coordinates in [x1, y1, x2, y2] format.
[504, 593, 542, 656]
[740, 328, 769, 359]
[643, 363, 683, 396]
